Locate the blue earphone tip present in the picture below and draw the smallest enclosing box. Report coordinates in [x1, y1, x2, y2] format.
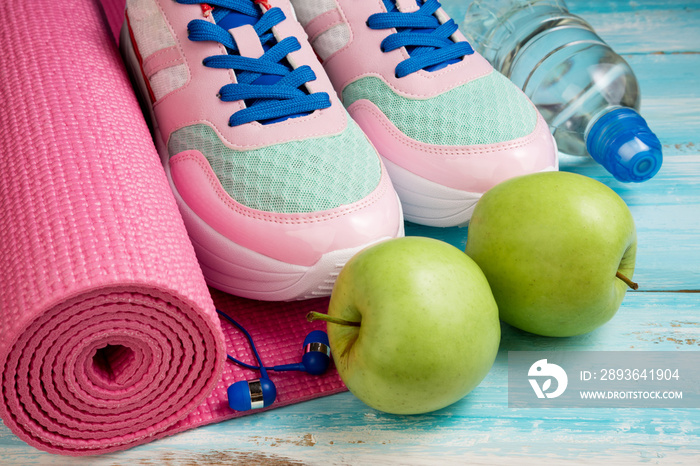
[227, 379, 277, 411]
[301, 330, 332, 376]
[227, 381, 251, 411]
[260, 378, 277, 407]
[304, 329, 329, 347]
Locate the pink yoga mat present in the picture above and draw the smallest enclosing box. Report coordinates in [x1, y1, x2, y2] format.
[0, 0, 343, 456]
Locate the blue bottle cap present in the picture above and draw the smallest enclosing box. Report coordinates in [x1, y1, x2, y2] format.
[586, 107, 662, 182]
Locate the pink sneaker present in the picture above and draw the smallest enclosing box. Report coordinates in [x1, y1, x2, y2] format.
[120, 0, 403, 300]
[290, 0, 558, 226]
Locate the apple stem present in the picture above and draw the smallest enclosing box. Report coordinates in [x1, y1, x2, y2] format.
[306, 311, 361, 327]
[616, 271, 639, 290]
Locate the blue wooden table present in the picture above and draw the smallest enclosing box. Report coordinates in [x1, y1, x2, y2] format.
[2, 0, 699, 464]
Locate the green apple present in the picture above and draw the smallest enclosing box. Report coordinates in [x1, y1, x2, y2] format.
[308, 236, 500, 415]
[465, 171, 637, 337]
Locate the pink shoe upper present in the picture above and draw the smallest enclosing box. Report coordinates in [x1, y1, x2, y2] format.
[125, 0, 402, 267]
[292, 0, 558, 194]
[144, 0, 346, 148]
[320, 0, 493, 99]
[170, 149, 400, 266]
[349, 102, 556, 193]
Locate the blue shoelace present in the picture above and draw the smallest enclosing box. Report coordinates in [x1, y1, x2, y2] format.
[368, 0, 474, 78]
[177, 0, 330, 126]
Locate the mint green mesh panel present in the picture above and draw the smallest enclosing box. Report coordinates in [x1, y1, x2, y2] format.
[342, 71, 537, 146]
[168, 117, 380, 214]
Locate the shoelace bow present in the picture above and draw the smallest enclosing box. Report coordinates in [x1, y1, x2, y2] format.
[367, 0, 474, 78]
[177, 0, 330, 126]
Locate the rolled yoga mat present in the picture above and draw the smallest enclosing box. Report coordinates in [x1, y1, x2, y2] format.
[0, 0, 343, 456]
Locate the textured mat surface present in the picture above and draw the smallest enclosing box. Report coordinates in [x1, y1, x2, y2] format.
[178, 291, 344, 436]
[0, 0, 343, 456]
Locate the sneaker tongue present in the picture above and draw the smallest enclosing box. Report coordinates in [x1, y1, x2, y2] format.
[382, 0, 459, 73]
[216, 9, 259, 30]
[383, 0, 420, 13]
[383, 0, 420, 11]
[217, 8, 282, 83]
[214, 4, 307, 124]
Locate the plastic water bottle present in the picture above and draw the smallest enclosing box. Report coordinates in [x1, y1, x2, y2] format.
[461, 0, 662, 182]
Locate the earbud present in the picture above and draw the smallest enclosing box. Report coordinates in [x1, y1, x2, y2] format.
[227, 377, 277, 411]
[271, 330, 331, 375]
[302, 330, 332, 375]
[216, 309, 332, 412]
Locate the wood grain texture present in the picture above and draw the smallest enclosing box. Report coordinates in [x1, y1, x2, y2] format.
[2, 0, 699, 464]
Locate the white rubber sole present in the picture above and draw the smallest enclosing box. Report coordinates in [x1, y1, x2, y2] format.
[120, 24, 404, 301]
[166, 162, 403, 301]
[382, 157, 481, 227]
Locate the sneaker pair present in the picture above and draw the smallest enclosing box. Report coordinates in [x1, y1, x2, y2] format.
[121, 0, 557, 301]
